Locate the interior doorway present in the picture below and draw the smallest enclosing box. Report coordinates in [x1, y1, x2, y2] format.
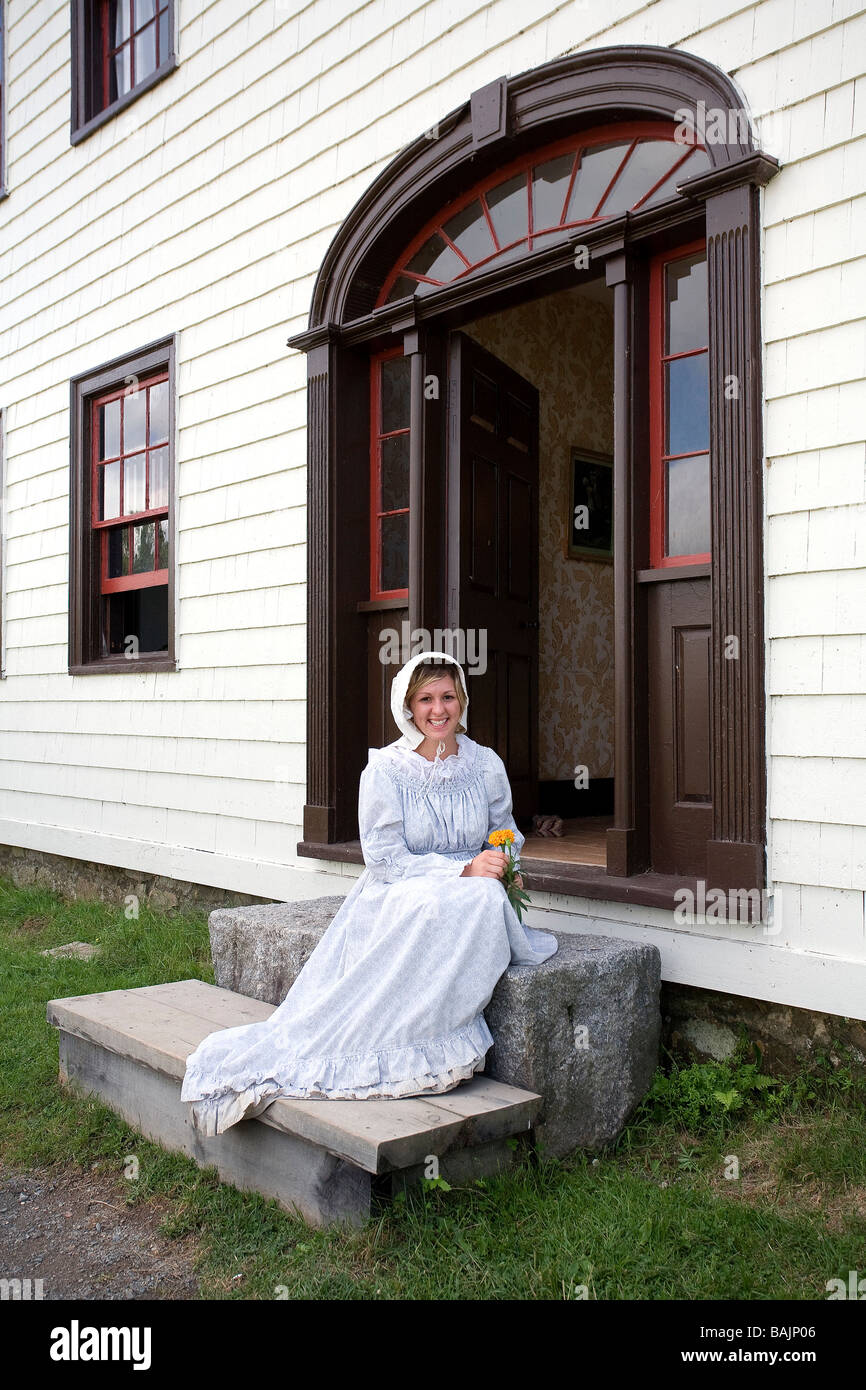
[454, 278, 616, 867]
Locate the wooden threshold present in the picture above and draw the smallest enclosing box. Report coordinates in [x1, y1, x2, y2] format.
[296, 837, 701, 912]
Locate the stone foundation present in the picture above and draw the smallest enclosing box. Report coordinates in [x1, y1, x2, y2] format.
[0, 843, 272, 913]
[661, 981, 866, 1076]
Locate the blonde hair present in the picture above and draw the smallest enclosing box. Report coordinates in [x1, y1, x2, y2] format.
[405, 660, 467, 734]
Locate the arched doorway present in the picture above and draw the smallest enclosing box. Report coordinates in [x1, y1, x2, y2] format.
[290, 45, 779, 913]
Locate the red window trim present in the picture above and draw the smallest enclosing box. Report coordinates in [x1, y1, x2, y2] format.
[648, 236, 711, 569]
[378, 119, 707, 305]
[91, 370, 169, 595]
[369, 347, 409, 602]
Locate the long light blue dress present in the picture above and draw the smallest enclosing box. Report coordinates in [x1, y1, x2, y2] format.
[180, 732, 558, 1135]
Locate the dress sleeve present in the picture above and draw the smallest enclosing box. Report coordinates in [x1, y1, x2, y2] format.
[358, 758, 474, 883]
[482, 750, 526, 859]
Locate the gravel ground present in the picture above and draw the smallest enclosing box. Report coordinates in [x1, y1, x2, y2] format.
[0, 1161, 202, 1300]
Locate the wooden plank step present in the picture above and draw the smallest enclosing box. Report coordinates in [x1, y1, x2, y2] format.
[46, 979, 542, 1226]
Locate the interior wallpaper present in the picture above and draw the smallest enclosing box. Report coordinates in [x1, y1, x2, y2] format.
[464, 286, 615, 782]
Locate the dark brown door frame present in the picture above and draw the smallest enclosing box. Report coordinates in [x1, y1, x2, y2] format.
[289, 47, 780, 905]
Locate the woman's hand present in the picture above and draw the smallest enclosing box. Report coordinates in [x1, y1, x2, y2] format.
[461, 849, 508, 879]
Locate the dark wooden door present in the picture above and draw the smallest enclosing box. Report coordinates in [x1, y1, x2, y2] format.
[446, 332, 539, 824]
[646, 574, 712, 876]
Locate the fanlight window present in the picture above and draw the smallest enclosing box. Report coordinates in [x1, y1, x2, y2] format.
[378, 125, 710, 305]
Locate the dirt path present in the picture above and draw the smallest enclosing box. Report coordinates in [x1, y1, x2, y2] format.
[0, 1161, 202, 1300]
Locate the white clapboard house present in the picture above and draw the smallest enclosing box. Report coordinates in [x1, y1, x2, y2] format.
[0, 1, 864, 1034]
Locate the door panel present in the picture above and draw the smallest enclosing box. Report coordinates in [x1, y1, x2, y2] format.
[447, 333, 539, 823]
[647, 575, 712, 876]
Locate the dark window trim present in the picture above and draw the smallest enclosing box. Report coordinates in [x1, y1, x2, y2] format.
[69, 335, 177, 673]
[289, 48, 780, 896]
[70, 0, 177, 145]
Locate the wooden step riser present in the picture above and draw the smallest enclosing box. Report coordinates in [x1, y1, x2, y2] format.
[58, 1030, 529, 1228]
[59, 1031, 373, 1229]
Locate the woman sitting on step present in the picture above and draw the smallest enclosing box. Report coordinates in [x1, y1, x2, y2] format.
[180, 648, 558, 1135]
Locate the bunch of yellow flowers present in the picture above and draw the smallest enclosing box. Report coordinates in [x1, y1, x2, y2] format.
[487, 828, 531, 922]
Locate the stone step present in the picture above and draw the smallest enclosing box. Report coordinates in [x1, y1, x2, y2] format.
[208, 900, 663, 1157]
[46, 978, 542, 1228]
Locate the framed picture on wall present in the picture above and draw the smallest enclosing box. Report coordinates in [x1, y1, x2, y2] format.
[566, 447, 613, 562]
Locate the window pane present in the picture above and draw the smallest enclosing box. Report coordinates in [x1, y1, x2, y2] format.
[157, 518, 169, 569]
[380, 512, 409, 591]
[381, 434, 409, 511]
[383, 274, 421, 304]
[565, 143, 628, 221]
[441, 201, 495, 265]
[108, 526, 129, 578]
[666, 253, 708, 355]
[600, 140, 686, 216]
[112, 44, 132, 100]
[532, 153, 574, 231]
[111, 0, 131, 45]
[101, 585, 168, 655]
[133, 521, 156, 572]
[667, 454, 710, 556]
[149, 446, 169, 508]
[158, 7, 169, 61]
[124, 388, 146, 452]
[134, 0, 157, 27]
[380, 356, 410, 434]
[666, 354, 709, 455]
[134, 22, 157, 82]
[148, 380, 169, 444]
[405, 234, 463, 284]
[99, 399, 121, 459]
[486, 173, 528, 247]
[642, 147, 711, 209]
[527, 227, 573, 256]
[123, 452, 146, 514]
[100, 460, 121, 519]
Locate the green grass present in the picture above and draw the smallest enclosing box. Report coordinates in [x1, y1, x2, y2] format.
[2, 872, 865, 1300]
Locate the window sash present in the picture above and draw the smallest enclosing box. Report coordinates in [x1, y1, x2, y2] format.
[71, 0, 175, 140]
[369, 348, 410, 600]
[648, 238, 711, 568]
[90, 372, 170, 595]
[69, 336, 175, 670]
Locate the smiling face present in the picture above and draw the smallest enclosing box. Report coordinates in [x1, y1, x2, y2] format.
[408, 673, 462, 743]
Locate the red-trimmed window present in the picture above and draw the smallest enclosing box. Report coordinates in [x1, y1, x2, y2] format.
[370, 349, 410, 600]
[72, 0, 175, 139]
[649, 240, 711, 567]
[92, 371, 170, 649]
[378, 121, 711, 305]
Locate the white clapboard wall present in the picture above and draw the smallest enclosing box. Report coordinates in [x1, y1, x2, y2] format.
[0, 1, 863, 1010]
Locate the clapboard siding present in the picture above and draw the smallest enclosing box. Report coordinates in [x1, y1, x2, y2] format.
[763, 199, 864, 283]
[768, 572, 866, 637]
[0, 730, 307, 786]
[0, 0, 864, 1004]
[765, 324, 865, 399]
[765, 451, 865, 538]
[771, 821, 866, 893]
